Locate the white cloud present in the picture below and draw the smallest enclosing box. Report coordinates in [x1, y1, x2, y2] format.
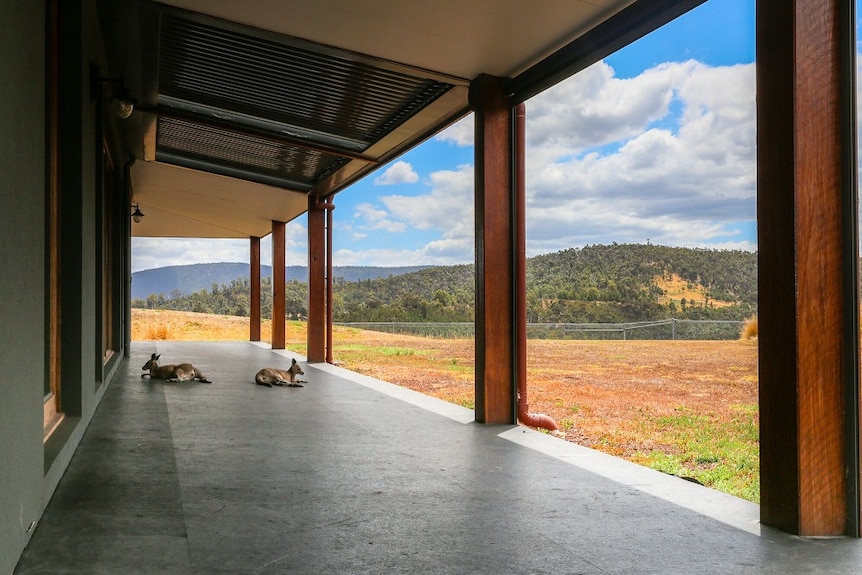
[374, 160, 419, 185]
[335, 164, 476, 266]
[333, 238, 474, 267]
[435, 116, 474, 147]
[353, 203, 407, 233]
[380, 165, 473, 233]
[523, 60, 756, 254]
[131, 223, 308, 272]
[528, 61, 687, 155]
[132, 238, 250, 272]
[379, 165, 475, 262]
[338, 59, 756, 265]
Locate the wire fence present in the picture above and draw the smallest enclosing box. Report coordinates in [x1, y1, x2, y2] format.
[335, 319, 745, 340]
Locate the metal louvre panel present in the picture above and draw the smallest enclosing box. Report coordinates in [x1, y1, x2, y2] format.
[157, 116, 350, 187]
[158, 13, 454, 150]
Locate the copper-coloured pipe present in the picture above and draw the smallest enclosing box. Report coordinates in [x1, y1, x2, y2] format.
[515, 103, 558, 431]
[316, 199, 336, 364]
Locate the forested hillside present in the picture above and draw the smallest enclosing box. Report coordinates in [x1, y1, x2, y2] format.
[132, 243, 757, 324]
[525, 243, 756, 323]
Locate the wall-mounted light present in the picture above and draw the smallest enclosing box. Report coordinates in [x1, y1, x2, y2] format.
[90, 63, 136, 119]
[110, 86, 135, 119]
[131, 204, 145, 223]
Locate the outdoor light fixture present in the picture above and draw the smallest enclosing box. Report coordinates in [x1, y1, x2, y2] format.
[90, 63, 136, 119]
[109, 87, 135, 119]
[131, 204, 144, 223]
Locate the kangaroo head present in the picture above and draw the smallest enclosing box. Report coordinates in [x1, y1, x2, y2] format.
[142, 353, 160, 371]
[291, 358, 304, 375]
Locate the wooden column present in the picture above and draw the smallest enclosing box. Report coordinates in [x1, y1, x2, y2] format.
[307, 196, 326, 362]
[470, 74, 516, 424]
[249, 236, 261, 342]
[757, 0, 859, 536]
[271, 221, 286, 349]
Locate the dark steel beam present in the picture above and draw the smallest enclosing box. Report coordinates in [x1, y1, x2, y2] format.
[507, 0, 707, 105]
[137, 104, 378, 164]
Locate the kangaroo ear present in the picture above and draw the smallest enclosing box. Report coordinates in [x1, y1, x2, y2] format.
[151, 353, 157, 359]
[291, 358, 296, 365]
[155, 354, 161, 360]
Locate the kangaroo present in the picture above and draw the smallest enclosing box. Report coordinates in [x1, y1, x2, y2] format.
[255, 358, 305, 387]
[141, 353, 212, 383]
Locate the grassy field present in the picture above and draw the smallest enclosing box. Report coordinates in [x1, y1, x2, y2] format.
[132, 308, 759, 502]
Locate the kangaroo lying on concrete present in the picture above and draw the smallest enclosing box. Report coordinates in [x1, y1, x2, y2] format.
[141, 353, 212, 383]
[255, 358, 306, 387]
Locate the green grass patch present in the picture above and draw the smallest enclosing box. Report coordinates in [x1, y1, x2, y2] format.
[444, 362, 473, 376]
[638, 404, 759, 502]
[454, 396, 475, 410]
[373, 346, 419, 356]
[557, 418, 576, 431]
[336, 343, 429, 357]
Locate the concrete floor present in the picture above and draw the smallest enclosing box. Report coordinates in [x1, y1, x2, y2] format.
[14, 341, 862, 574]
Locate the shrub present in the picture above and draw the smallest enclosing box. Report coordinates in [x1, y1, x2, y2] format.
[739, 315, 758, 340]
[145, 324, 170, 340]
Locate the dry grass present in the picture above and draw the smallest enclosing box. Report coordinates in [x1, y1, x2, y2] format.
[132, 309, 759, 501]
[332, 328, 760, 500]
[655, 273, 735, 308]
[132, 309, 307, 351]
[740, 315, 758, 340]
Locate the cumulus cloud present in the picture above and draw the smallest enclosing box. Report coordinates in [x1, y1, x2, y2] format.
[379, 165, 475, 261]
[336, 164, 476, 266]
[528, 61, 686, 153]
[374, 160, 419, 185]
[380, 165, 473, 232]
[336, 59, 756, 265]
[435, 116, 474, 147]
[132, 238, 249, 272]
[353, 203, 407, 233]
[131, 224, 307, 272]
[333, 242, 473, 267]
[524, 60, 756, 255]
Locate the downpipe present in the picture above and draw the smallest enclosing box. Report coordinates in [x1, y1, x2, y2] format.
[315, 198, 336, 364]
[515, 103, 557, 432]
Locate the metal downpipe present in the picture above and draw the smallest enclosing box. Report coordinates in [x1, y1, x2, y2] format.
[316, 199, 336, 364]
[515, 103, 558, 431]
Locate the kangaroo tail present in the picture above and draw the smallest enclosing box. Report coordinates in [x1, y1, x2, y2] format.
[255, 371, 272, 387]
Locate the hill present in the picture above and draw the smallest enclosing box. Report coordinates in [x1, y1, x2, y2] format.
[132, 244, 758, 325]
[333, 243, 757, 324]
[524, 243, 757, 322]
[131, 263, 431, 300]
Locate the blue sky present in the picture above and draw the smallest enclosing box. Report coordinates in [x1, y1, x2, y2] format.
[132, 0, 757, 272]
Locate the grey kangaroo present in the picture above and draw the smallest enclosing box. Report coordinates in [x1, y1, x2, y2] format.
[141, 353, 212, 383]
[255, 358, 305, 387]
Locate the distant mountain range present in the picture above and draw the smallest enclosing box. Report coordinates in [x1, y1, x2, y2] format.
[130, 262, 431, 300]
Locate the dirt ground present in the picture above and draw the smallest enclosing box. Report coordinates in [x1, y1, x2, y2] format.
[332, 330, 758, 449]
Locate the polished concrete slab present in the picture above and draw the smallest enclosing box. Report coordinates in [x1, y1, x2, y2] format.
[14, 342, 862, 574]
